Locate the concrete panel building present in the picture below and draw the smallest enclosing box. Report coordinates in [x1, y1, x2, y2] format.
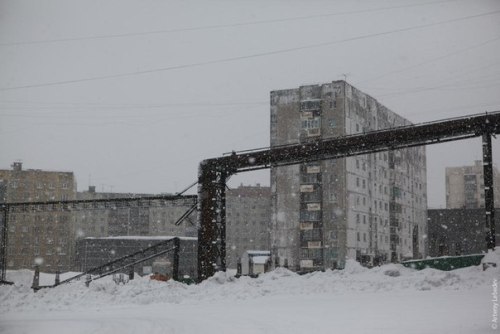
[225, 184, 271, 269]
[0, 162, 77, 272]
[270, 81, 427, 271]
[74, 186, 197, 240]
[445, 160, 500, 209]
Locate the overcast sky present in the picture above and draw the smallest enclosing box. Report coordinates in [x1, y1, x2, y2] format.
[0, 0, 499, 208]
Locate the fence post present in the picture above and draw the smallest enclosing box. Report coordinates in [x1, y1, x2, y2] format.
[128, 266, 134, 281]
[32, 265, 40, 291]
[236, 258, 242, 276]
[85, 274, 91, 287]
[173, 237, 180, 281]
[54, 271, 60, 286]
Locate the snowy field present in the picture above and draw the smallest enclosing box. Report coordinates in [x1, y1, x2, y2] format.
[1, 253, 499, 334]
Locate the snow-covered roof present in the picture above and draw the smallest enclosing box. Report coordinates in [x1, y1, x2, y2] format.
[84, 236, 197, 241]
[252, 256, 270, 265]
[246, 250, 270, 256]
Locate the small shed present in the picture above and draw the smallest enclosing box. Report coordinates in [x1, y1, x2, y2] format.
[241, 250, 271, 275]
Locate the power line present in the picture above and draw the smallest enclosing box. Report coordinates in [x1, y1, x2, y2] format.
[355, 35, 500, 85]
[0, 0, 458, 47]
[1, 9, 498, 92]
[0, 100, 267, 111]
[375, 80, 500, 99]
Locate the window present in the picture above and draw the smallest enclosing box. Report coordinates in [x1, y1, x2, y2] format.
[357, 232, 360, 241]
[356, 160, 359, 169]
[362, 179, 366, 189]
[300, 210, 321, 221]
[300, 100, 321, 110]
[363, 197, 366, 206]
[301, 117, 321, 129]
[363, 233, 367, 242]
[356, 214, 360, 224]
[356, 178, 360, 187]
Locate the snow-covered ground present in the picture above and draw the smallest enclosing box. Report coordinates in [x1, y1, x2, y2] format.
[1, 252, 499, 334]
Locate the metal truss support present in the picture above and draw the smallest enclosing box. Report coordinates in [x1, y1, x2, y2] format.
[173, 237, 180, 281]
[482, 132, 496, 250]
[57, 237, 180, 287]
[197, 111, 500, 281]
[197, 160, 233, 282]
[0, 206, 8, 282]
[4, 194, 197, 213]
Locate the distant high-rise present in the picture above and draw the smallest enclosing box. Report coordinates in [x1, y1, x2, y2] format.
[270, 81, 428, 270]
[225, 184, 271, 269]
[0, 162, 76, 272]
[75, 186, 198, 240]
[445, 160, 500, 209]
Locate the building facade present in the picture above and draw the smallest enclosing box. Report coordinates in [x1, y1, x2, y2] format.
[75, 186, 197, 244]
[0, 161, 198, 273]
[445, 160, 500, 209]
[270, 81, 427, 271]
[0, 162, 77, 272]
[225, 184, 271, 269]
[428, 208, 499, 257]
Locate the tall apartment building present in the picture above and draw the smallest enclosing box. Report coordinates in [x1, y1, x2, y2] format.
[270, 81, 427, 270]
[445, 160, 500, 209]
[225, 184, 271, 269]
[0, 162, 77, 272]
